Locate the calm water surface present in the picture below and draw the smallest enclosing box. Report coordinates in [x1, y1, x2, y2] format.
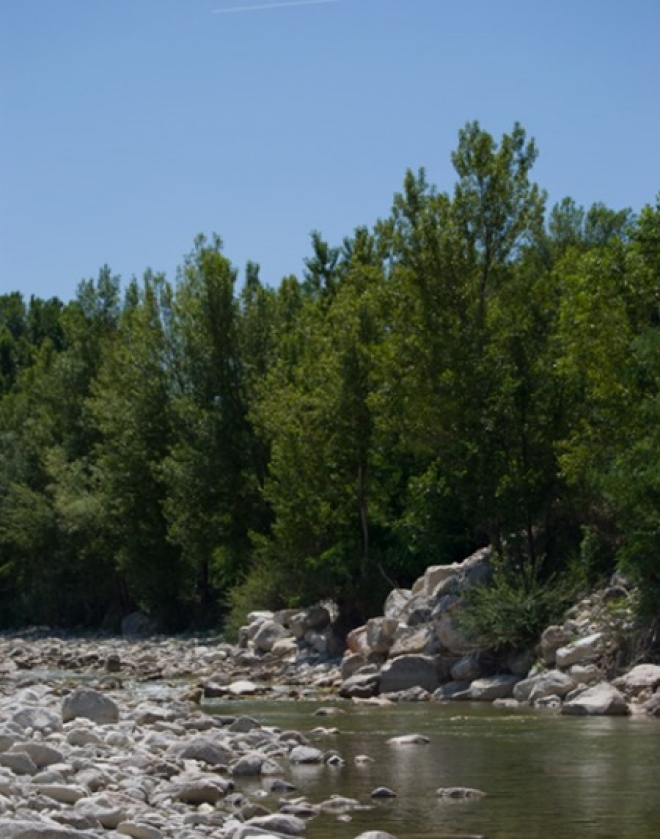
[207, 698, 660, 839]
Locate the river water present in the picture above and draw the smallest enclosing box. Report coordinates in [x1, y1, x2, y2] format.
[207, 698, 660, 839]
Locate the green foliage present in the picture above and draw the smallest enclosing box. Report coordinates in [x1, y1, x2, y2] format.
[460, 555, 573, 652]
[0, 127, 657, 637]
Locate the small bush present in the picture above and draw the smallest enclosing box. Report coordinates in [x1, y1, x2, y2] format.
[460, 556, 572, 652]
[223, 555, 296, 641]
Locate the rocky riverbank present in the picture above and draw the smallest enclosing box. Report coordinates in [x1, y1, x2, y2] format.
[0, 626, 495, 839]
[1, 549, 659, 837]
[234, 548, 660, 717]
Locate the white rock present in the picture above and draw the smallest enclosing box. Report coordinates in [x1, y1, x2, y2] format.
[555, 633, 604, 668]
[116, 821, 164, 839]
[561, 682, 630, 716]
[386, 734, 429, 745]
[62, 688, 119, 725]
[613, 664, 660, 695]
[227, 680, 260, 696]
[469, 674, 520, 701]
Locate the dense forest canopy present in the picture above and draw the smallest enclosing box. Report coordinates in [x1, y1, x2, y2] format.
[1, 122, 659, 642]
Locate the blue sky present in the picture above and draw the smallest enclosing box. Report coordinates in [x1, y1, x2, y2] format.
[1, 0, 659, 302]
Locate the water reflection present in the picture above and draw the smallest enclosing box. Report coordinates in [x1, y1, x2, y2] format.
[206, 699, 660, 839]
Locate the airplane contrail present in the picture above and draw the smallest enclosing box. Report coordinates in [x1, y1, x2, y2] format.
[213, 0, 340, 14]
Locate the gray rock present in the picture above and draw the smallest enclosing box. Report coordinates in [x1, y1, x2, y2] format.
[228, 715, 261, 733]
[267, 778, 296, 793]
[245, 814, 306, 836]
[412, 564, 461, 598]
[384, 686, 431, 702]
[73, 793, 129, 828]
[338, 671, 380, 699]
[433, 680, 472, 700]
[170, 777, 233, 804]
[10, 743, 64, 769]
[231, 754, 269, 776]
[380, 654, 440, 694]
[37, 784, 88, 804]
[386, 734, 429, 745]
[62, 687, 119, 725]
[345, 625, 368, 655]
[569, 664, 601, 685]
[533, 694, 562, 709]
[174, 738, 233, 767]
[366, 617, 399, 654]
[612, 664, 660, 696]
[353, 834, 398, 839]
[227, 680, 261, 696]
[450, 652, 487, 682]
[271, 637, 299, 656]
[0, 821, 99, 839]
[289, 745, 324, 764]
[433, 612, 474, 654]
[389, 625, 437, 658]
[116, 823, 164, 839]
[370, 786, 397, 798]
[340, 652, 368, 680]
[561, 682, 630, 716]
[383, 588, 412, 620]
[288, 604, 331, 639]
[469, 674, 519, 701]
[0, 750, 37, 775]
[11, 708, 61, 734]
[513, 670, 576, 703]
[431, 574, 460, 599]
[66, 728, 103, 747]
[555, 633, 604, 668]
[406, 602, 434, 627]
[253, 620, 290, 653]
[539, 624, 571, 664]
[436, 786, 486, 799]
[318, 796, 364, 813]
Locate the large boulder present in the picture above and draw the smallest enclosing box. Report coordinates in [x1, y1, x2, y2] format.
[338, 670, 380, 699]
[383, 588, 412, 620]
[451, 652, 490, 683]
[365, 617, 399, 655]
[341, 652, 368, 680]
[411, 565, 459, 598]
[62, 688, 119, 725]
[389, 624, 437, 658]
[561, 683, 630, 716]
[468, 674, 519, 701]
[612, 664, 660, 697]
[513, 669, 577, 703]
[252, 620, 290, 653]
[288, 604, 331, 639]
[433, 611, 474, 655]
[555, 633, 605, 668]
[345, 625, 369, 656]
[380, 654, 440, 694]
[539, 624, 572, 664]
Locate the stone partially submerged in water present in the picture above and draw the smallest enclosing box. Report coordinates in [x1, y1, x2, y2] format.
[436, 786, 487, 799]
[386, 733, 430, 745]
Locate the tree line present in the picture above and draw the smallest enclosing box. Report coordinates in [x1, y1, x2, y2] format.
[1, 122, 659, 643]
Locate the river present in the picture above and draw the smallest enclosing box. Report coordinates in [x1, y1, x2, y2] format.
[206, 697, 660, 839]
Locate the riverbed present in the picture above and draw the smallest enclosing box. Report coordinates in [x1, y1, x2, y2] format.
[205, 698, 660, 839]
